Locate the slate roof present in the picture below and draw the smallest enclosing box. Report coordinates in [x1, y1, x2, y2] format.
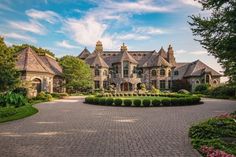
[85, 53, 109, 68]
[113, 51, 138, 64]
[78, 47, 90, 59]
[183, 60, 221, 77]
[16, 47, 62, 75]
[141, 52, 172, 67]
[158, 47, 167, 58]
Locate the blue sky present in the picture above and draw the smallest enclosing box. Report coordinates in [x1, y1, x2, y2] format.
[0, 0, 224, 78]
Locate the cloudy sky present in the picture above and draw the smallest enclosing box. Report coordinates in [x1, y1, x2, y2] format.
[0, 0, 225, 78]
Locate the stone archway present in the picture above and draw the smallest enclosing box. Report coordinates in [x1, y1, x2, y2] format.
[32, 78, 42, 94]
[120, 82, 132, 91]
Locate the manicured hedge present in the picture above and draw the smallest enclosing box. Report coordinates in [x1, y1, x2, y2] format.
[85, 95, 201, 107]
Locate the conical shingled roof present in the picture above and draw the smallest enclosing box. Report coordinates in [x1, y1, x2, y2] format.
[78, 47, 90, 59]
[85, 53, 109, 68]
[16, 47, 54, 74]
[113, 51, 138, 64]
[184, 60, 221, 77]
[142, 52, 172, 67]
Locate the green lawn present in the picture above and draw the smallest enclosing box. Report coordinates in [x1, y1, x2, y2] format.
[0, 105, 38, 123]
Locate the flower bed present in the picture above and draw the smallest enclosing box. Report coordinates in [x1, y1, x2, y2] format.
[189, 111, 236, 156]
[85, 94, 201, 107]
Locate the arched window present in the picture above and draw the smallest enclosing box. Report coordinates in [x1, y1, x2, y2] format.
[160, 69, 165, 76]
[213, 80, 217, 84]
[196, 80, 200, 84]
[103, 70, 108, 76]
[95, 69, 100, 76]
[151, 70, 156, 76]
[206, 75, 210, 83]
[168, 70, 171, 77]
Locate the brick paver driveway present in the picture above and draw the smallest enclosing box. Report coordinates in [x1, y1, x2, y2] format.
[0, 97, 235, 157]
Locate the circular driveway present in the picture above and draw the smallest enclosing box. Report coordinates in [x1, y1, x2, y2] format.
[0, 97, 235, 157]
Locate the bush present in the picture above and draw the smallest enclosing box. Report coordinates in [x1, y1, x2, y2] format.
[195, 84, 209, 93]
[36, 92, 52, 101]
[114, 98, 122, 106]
[93, 97, 100, 105]
[178, 89, 190, 94]
[98, 97, 106, 105]
[209, 85, 236, 98]
[0, 92, 28, 108]
[106, 98, 114, 106]
[123, 99, 132, 106]
[152, 99, 161, 107]
[133, 93, 137, 96]
[13, 87, 28, 97]
[0, 106, 17, 118]
[151, 86, 160, 94]
[161, 98, 171, 106]
[85, 97, 95, 104]
[133, 99, 141, 107]
[143, 99, 151, 107]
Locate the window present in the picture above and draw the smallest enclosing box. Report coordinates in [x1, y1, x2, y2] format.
[160, 80, 165, 89]
[95, 69, 100, 76]
[113, 65, 118, 74]
[168, 80, 171, 89]
[213, 80, 217, 84]
[94, 81, 100, 89]
[151, 70, 157, 76]
[160, 69, 165, 76]
[123, 61, 129, 78]
[168, 70, 171, 77]
[103, 81, 109, 89]
[174, 71, 179, 76]
[196, 80, 200, 84]
[133, 66, 137, 73]
[103, 70, 108, 76]
[137, 68, 143, 78]
[206, 75, 210, 84]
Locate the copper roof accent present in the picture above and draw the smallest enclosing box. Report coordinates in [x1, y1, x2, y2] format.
[142, 52, 172, 67]
[78, 47, 90, 59]
[85, 53, 109, 68]
[158, 47, 167, 58]
[183, 60, 221, 77]
[16, 47, 63, 76]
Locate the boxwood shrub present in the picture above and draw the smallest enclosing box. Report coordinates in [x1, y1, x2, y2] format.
[152, 99, 161, 107]
[143, 99, 151, 107]
[133, 99, 141, 107]
[106, 98, 114, 106]
[114, 98, 123, 106]
[123, 99, 132, 106]
[161, 98, 171, 106]
[85, 96, 95, 104]
[98, 97, 106, 105]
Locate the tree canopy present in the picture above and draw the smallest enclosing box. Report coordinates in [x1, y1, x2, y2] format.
[0, 37, 19, 92]
[11, 44, 55, 57]
[189, 0, 236, 85]
[59, 56, 93, 93]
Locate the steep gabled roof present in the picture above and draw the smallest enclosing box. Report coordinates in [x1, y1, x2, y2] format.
[158, 47, 167, 58]
[141, 52, 172, 67]
[116, 51, 138, 64]
[184, 60, 222, 77]
[78, 47, 91, 59]
[85, 53, 109, 68]
[16, 47, 54, 74]
[39, 54, 63, 75]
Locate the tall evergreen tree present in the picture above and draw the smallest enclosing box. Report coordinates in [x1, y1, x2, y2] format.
[59, 56, 93, 93]
[0, 37, 19, 92]
[189, 0, 236, 85]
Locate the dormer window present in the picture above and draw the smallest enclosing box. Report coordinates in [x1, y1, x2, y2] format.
[95, 69, 100, 76]
[160, 69, 165, 76]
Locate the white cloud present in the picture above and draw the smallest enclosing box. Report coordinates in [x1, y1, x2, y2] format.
[3, 32, 37, 43]
[8, 20, 46, 35]
[26, 9, 61, 24]
[116, 33, 150, 40]
[56, 40, 80, 49]
[175, 49, 207, 55]
[134, 27, 167, 35]
[175, 49, 187, 54]
[0, 3, 16, 12]
[190, 50, 207, 55]
[62, 17, 115, 48]
[179, 0, 201, 8]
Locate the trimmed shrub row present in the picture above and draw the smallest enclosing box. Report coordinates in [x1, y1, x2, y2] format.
[85, 96, 201, 107]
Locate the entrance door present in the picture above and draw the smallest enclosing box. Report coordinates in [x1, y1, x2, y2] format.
[121, 82, 132, 91]
[32, 78, 42, 94]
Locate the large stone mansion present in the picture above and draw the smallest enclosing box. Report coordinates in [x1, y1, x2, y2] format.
[79, 41, 221, 92]
[15, 41, 221, 94]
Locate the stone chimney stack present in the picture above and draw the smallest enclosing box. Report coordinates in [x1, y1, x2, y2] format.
[95, 40, 103, 53]
[167, 44, 176, 65]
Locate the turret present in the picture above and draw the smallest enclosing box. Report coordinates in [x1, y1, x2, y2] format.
[167, 44, 176, 65]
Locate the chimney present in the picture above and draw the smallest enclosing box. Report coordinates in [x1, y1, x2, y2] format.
[95, 40, 103, 53]
[120, 43, 128, 52]
[167, 44, 176, 65]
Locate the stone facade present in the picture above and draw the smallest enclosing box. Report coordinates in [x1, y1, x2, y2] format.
[16, 47, 65, 96]
[79, 41, 222, 92]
